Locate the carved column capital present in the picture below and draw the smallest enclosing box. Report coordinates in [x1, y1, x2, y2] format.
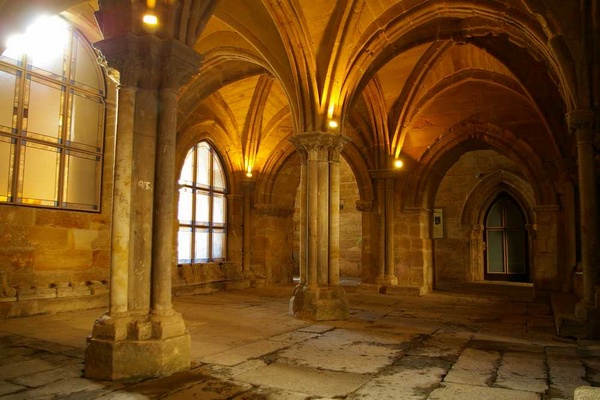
[355, 200, 373, 212]
[290, 132, 351, 161]
[566, 109, 595, 142]
[94, 34, 201, 90]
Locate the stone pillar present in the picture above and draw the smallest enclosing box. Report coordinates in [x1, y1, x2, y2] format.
[329, 149, 341, 286]
[299, 162, 307, 285]
[376, 179, 386, 283]
[241, 179, 256, 277]
[289, 132, 350, 320]
[568, 110, 599, 314]
[373, 172, 398, 288]
[109, 86, 136, 316]
[85, 35, 202, 381]
[385, 177, 398, 285]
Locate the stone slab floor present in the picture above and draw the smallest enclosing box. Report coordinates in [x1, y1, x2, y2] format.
[0, 284, 598, 399]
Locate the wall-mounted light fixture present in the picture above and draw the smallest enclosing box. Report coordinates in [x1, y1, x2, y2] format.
[143, 0, 158, 27]
[393, 158, 404, 169]
[328, 120, 339, 129]
[142, 13, 158, 25]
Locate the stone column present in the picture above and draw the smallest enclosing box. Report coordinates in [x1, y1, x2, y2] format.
[241, 179, 256, 277]
[109, 85, 136, 316]
[376, 178, 386, 283]
[289, 132, 350, 320]
[373, 172, 398, 288]
[329, 149, 341, 286]
[568, 110, 599, 312]
[384, 177, 398, 284]
[299, 162, 307, 284]
[85, 35, 202, 381]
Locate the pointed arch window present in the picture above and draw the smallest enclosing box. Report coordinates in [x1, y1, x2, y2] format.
[0, 16, 105, 211]
[178, 141, 227, 264]
[484, 193, 529, 282]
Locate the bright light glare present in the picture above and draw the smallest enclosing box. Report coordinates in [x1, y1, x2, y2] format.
[3, 16, 69, 60]
[393, 159, 404, 169]
[143, 13, 158, 25]
[328, 120, 338, 129]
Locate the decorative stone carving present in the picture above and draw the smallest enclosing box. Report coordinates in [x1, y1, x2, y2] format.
[356, 199, 373, 212]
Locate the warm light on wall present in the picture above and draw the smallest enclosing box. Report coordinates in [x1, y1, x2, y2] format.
[393, 158, 404, 169]
[327, 104, 335, 119]
[246, 170, 253, 178]
[328, 120, 339, 129]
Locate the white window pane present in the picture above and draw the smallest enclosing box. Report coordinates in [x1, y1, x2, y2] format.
[212, 230, 225, 259]
[0, 70, 17, 131]
[73, 37, 100, 91]
[487, 231, 504, 273]
[179, 149, 194, 185]
[196, 144, 210, 187]
[178, 187, 193, 224]
[20, 142, 59, 205]
[63, 151, 99, 209]
[27, 80, 62, 140]
[70, 92, 101, 149]
[194, 229, 209, 261]
[0, 137, 14, 201]
[213, 194, 225, 225]
[213, 157, 225, 190]
[195, 191, 210, 224]
[178, 228, 192, 264]
[28, 17, 69, 77]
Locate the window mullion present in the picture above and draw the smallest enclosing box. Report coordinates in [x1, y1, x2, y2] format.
[191, 146, 198, 263]
[10, 69, 26, 202]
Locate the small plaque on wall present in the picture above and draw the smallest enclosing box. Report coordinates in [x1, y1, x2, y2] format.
[432, 208, 444, 239]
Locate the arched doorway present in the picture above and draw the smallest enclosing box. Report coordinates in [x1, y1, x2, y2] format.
[484, 193, 530, 282]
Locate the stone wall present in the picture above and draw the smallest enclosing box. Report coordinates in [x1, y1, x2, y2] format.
[433, 150, 527, 283]
[339, 158, 362, 278]
[0, 82, 116, 312]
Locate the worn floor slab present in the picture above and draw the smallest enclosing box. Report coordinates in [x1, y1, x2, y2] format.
[0, 284, 597, 400]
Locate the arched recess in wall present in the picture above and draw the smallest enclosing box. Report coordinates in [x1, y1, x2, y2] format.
[459, 169, 536, 284]
[404, 120, 558, 212]
[409, 122, 562, 291]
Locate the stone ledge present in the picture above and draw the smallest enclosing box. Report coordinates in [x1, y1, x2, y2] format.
[551, 293, 587, 338]
[0, 293, 108, 318]
[172, 279, 251, 297]
[384, 285, 427, 296]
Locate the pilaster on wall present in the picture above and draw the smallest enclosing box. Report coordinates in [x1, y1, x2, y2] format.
[394, 207, 433, 295]
[288, 132, 350, 320]
[567, 109, 600, 333]
[85, 33, 202, 381]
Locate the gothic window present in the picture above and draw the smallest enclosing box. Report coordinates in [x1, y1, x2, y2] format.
[484, 193, 529, 282]
[178, 141, 227, 264]
[0, 16, 105, 211]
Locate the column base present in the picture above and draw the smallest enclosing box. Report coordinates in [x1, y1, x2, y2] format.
[289, 284, 349, 321]
[574, 301, 600, 339]
[376, 275, 398, 288]
[84, 312, 190, 381]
